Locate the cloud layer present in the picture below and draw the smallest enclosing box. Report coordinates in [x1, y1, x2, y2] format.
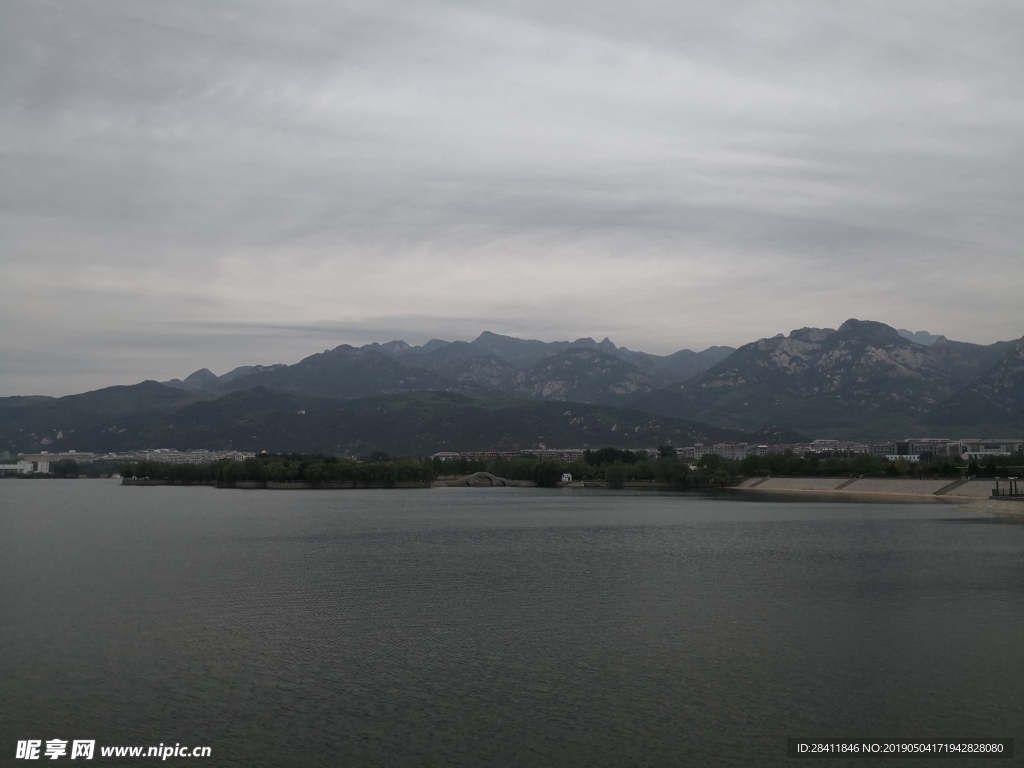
[3, 0, 1023, 395]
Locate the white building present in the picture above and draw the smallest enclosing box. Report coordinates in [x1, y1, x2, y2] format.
[0, 460, 37, 475]
[959, 439, 1023, 458]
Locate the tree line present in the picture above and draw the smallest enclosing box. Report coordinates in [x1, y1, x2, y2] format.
[738, 451, 1022, 479]
[120, 454, 435, 487]
[434, 447, 733, 488]
[43, 447, 1024, 488]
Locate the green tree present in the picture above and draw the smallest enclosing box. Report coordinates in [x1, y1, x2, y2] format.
[303, 462, 327, 484]
[655, 458, 691, 487]
[629, 460, 655, 481]
[50, 459, 80, 477]
[566, 459, 595, 481]
[531, 460, 565, 488]
[585, 448, 639, 466]
[698, 453, 723, 472]
[851, 453, 882, 476]
[240, 457, 266, 482]
[604, 463, 627, 489]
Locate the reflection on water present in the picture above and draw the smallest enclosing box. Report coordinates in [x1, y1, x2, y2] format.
[1, 481, 1021, 767]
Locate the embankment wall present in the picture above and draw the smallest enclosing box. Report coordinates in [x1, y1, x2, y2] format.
[737, 477, 1008, 502]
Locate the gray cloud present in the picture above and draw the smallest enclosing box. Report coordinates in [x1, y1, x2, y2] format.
[3, 0, 1023, 395]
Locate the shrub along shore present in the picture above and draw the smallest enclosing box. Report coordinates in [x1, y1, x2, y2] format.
[107, 446, 1023, 492]
[120, 448, 734, 490]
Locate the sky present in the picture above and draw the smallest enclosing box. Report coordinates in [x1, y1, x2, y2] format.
[2, 0, 1023, 396]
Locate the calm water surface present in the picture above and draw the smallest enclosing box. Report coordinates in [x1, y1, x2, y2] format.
[1, 480, 1022, 767]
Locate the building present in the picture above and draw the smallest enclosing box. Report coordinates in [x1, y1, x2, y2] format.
[885, 454, 921, 464]
[958, 439, 1023, 458]
[19, 450, 96, 473]
[102, 449, 255, 465]
[0, 461, 37, 476]
[533, 449, 586, 462]
[713, 443, 749, 461]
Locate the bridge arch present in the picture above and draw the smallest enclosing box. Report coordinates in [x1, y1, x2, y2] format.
[459, 471, 508, 487]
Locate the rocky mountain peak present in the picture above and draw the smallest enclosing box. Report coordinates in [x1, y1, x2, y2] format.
[836, 318, 904, 343]
[511, 347, 658, 403]
[788, 327, 834, 344]
[647, 318, 1012, 433]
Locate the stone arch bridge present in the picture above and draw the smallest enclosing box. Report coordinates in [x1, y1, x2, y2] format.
[446, 472, 535, 487]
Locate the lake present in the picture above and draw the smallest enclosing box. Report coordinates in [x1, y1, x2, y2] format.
[1, 480, 1021, 766]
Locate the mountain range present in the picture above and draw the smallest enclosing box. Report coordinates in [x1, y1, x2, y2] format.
[635, 320, 1020, 436]
[1, 321, 1021, 456]
[164, 332, 735, 402]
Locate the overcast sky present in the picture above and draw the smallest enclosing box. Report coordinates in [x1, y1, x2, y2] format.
[3, 1, 1023, 396]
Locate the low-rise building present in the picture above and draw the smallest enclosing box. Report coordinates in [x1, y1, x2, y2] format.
[0, 460, 36, 475]
[959, 439, 1023, 458]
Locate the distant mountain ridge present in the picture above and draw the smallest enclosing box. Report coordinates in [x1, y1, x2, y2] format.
[897, 328, 943, 346]
[3, 320, 1021, 454]
[162, 331, 736, 405]
[164, 364, 287, 391]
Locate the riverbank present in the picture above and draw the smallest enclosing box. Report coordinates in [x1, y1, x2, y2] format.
[122, 478, 432, 489]
[734, 476, 1024, 513]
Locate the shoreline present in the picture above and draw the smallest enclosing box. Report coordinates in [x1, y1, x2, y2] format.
[733, 476, 1024, 516]
[115, 475, 1024, 515]
[961, 498, 1024, 517]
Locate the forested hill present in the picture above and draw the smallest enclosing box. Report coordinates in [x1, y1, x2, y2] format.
[0, 387, 768, 456]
